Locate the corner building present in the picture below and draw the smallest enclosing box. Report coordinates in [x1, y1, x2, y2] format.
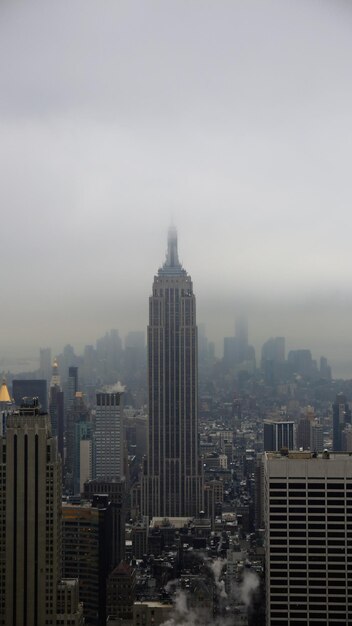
[142, 228, 203, 517]
[264, 451, 352, 625]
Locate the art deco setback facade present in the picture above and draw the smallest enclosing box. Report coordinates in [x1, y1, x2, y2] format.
[142, 228, 203, 517]
[264, 451, 352, 626]
[0, 397, 83, 626]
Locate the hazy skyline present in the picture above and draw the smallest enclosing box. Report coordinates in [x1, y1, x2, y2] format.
[1, 0, 352, 376]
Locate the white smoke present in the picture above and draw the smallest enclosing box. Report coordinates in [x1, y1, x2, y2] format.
[209, 557, 227, 599]
[236, 570, 260, 608]
[161, 590, 225, 626]
[160, 558, 260, 626]
[103, 381, 126, 392]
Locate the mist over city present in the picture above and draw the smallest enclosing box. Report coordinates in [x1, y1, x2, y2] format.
[2, 2, 352, 625]
[1, 0, 352, 377]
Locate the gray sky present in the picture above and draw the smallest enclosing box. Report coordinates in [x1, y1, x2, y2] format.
[1, 0, 352, 375]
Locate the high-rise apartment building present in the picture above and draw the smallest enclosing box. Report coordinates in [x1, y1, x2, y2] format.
[0, 397, 83, 625]
[142, 227, 203, 517]
[264, 450, 352, 625]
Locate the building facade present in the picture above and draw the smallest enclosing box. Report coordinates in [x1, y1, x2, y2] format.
[94, 391, 124, 480]
[264, 450, 352, 625]
[142, 227, 203, 517]
[263, 420, 295, 452]
[0, 397, 83, 625]
[62, 497, 111, 626]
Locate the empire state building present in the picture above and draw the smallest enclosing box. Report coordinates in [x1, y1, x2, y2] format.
[142, 227, 203, 517]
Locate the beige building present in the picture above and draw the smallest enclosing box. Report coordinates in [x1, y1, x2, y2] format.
[264, 450, 352, 625]
[0, 397, 83, 625]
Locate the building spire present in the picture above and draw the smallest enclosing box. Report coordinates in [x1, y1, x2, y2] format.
[165, 225, 181, 268]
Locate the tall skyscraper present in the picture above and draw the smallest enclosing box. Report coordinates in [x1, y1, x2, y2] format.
[332, 392, 351, 451]
[49, 358, 64, 460]
[235, 313, 248, 363]
[142, 227, 203, 517]
[0, 397, 83, 625]
[94, 390, 124, 480]
[264, 450, 352, 625]
[39, 347, 52, 383]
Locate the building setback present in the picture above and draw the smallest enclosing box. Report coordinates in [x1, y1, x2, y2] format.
[142, 227, 203, 517]
[0, 397, 83, 625]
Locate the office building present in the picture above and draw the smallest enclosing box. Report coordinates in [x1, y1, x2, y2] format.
[84, 478, 127, 568]
[65, 392, 90, 493]
[261, 337, 285, 365]
[0, 397, 83, 625]
[106, 561, 136, 623]
[12, 378, 48, 412]
[94, 390, 124, 480]
[142, 227, 203, 517]
[235, 314, 248, 363]
[39, 347, 52, 383]
[66, 366, 79, 410]
[74, 422, 93, 493]
[49, 358, 64, 459]
[264, 450, 352, 625]
[332, 392, 351, 451]
[263, 420, 295, 452]
[62, 496, 111, 626]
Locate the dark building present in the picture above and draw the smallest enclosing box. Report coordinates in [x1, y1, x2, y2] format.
[83, 478, 127, 569]
[49, 359, 64, 460]
[0, 397, 83, 625]
[12, 378, 48, 412]
[141, 227, 203, 517]
[333, 392, 351, 451]
[62, 495, 111, 626]
[106, 561, 136, 623]
[66, 366, 79, 410]
[287, 349, 316, 378]
[263, 420, 295, 451]
[65, 392, 90, 493]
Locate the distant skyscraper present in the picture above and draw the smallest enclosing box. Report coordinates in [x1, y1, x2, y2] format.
[263, 420, 295, 451]
[39, 347, 52, 382]
[142, 227, 203, 517]
[333, 392, 351, 451]
[235, 314, 248, 363]
[94, 390, 124, 480]
[0, 397, 83, 625]
[264, 450, 352, 625]
[66, 366, 79, 410]
[49, 358, 64, 459]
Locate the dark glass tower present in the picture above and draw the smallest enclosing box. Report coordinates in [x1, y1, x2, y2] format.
[142, 227, 203, 517]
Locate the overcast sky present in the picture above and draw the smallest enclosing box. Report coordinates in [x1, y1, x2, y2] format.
[1, 0, 352, 375]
